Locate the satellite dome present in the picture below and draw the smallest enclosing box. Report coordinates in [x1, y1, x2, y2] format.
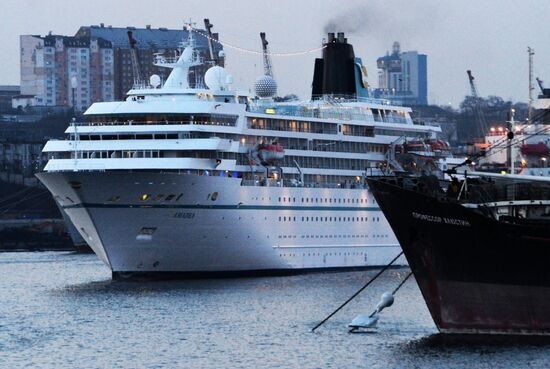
[204, 66, 229, 90]
[149, 74, 161, 88]
[254, 75, 277, 98]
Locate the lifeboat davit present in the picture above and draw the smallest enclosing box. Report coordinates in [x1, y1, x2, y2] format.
[257, 142, 284, 165]
[520, 143, 549, 156]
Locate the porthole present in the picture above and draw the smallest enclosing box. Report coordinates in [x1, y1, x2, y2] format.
[211, 192, 219, 201]
[140, 194, 150, 201]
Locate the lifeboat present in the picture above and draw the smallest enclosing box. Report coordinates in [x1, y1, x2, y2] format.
[403, 140, 428, 153]
[520, 143, 549, 156]
[426, 139, 450, 152]
[256, 142, 284, 165]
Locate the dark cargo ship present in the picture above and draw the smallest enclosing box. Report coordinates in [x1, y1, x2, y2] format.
[367, 173, 550, 335]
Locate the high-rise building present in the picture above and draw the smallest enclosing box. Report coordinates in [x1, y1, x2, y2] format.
[20, 34, 114, 112]
[20, 24, 222, 111]
[75, 24, 222, 101]
[374, 42, 427, 106]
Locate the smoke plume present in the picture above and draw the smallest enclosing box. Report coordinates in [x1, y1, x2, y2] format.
[323, 3, 440, 40]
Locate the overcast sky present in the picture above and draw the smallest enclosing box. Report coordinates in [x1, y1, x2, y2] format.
[1, 0, 549, 107]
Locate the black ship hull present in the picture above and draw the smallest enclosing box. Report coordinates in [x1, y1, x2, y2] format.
[367, 177, 550, 335]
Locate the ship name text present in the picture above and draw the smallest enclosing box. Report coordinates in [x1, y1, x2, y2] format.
[411, 212, 471, 227]
[174, 212, 195, 219]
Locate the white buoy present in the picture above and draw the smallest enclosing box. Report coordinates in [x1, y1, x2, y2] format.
[348, 291, 395, 333]
[348, 314, 379, 333]
[375, 292, 394, 313]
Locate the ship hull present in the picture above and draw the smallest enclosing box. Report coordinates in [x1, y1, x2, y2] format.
[37, 171, 404, 274]
[367, 177, 550, 335]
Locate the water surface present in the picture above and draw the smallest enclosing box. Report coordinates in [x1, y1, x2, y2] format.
[1, 252, 549, 368]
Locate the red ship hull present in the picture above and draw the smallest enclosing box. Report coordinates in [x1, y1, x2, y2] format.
[367, 177, 550, 335]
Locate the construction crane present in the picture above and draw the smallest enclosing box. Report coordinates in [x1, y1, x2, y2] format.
[467, 70, 488, 138]
[536, 78, 545, 94]
[260, 32, 274, 78]
[127, 31, 143, 87]
[203, 18, 217, 65]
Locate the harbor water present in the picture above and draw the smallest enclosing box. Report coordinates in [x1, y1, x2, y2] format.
[2, 252, 550, 368]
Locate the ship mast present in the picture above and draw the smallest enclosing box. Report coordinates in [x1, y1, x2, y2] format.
[528, 47, 535, 121]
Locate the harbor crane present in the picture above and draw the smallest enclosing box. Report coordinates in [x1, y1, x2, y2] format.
[467, 70, 488, 138]
[203, 18, 217, 65]
[260, 32, 274, 78]
[536, 78, 545, 94]
[127, 31, 143, 87]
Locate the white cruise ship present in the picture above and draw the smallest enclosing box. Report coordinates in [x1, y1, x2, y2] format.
[37, 29, 444, 277]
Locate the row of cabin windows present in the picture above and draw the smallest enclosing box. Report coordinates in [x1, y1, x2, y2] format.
[64, 149, 377, 174]
[67, 150, 223, 160]
[278, 197, 367, 204]
[248, 113, 408, 135]
[249, 118, 337, 135]
[79, 133, 179, 140]
[278, 216, 381, 222]
[278, 234, 388, 239]
[280, 252, 367, 257]
[211, 133, 389, 155]
[281, 155, 373, 171]
[279, 234, 388, 238]
[68, 151, 160, 159]
[84, 114, 238, 126]
[76, 131, 389, 153]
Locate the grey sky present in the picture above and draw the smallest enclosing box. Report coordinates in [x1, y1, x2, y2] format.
[1, 0, 549, 107]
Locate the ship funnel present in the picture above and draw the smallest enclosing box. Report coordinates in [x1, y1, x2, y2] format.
[311, 32, 369, 99]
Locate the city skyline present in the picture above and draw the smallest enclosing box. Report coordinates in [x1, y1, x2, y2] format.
[1, 0, 549, 107]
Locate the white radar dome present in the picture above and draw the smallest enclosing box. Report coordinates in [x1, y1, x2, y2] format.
[254, 75, 277, 98]
[205, 66, 229, 90]
[149, 74, 161, 88]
